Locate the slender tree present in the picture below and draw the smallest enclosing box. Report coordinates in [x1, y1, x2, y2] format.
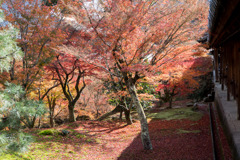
[47, 54, 96, 122]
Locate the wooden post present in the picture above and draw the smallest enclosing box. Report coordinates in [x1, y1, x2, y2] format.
[221, 48, 225, 90]
[219, 49, 223, 84]
[214, 49, 219, 82]
[237, 42, 240, 119]
[227, 44, 231, 101]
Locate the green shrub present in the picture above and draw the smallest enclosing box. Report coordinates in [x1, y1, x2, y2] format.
[0, 132, 33, 153]
[38, 129, 60, 136]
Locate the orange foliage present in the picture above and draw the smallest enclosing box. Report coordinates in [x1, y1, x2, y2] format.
[1, 0, 67, 92]
[155, 44, 212, 96]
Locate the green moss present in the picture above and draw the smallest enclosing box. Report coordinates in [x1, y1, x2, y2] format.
[95, 138, 101, 144]
[55, 136, 61, 141]
[46, 136, 54, 139]
[147, 107, 203, 121]
[1, 141, 81, 160]
[68, 129, 75, 132]
[38, 129, 60, 136]
[0, 152, 30, 160]
[27, 142, 68, 159]
[76, 134, 86, 139]
[177, 129, 201, 134]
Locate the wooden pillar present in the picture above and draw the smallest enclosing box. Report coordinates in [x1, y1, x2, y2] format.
[237, 42, 240, 120]
[219, 48, 223, 85]
[226, 43, 231, 101]
[214, 49, 219, 82]
[236, 43, 239, 101]
[221, 47, 225, 90]
[232, 42, 236, 99]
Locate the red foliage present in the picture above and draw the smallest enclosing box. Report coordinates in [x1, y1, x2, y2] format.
[155, 49, 212, 97]
[47, 53, 96, 79]
[1, 0, 67, 91]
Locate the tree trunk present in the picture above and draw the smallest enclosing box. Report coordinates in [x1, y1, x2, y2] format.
[127, 82, 152, 150]
[169, 98, 173, 108]
[124, 109, 132, 125]
[47, 96, 56, 127]
[38, 117, 41, 128]
[49, 108, 55, 127]
[28, 116, 36, 128]
[119, 109, 123, 120]
[97, 105, 122, 121]
[50, 117, 55, 127]
[96, 109, 100, 118]
[68, 105, 76, 122]
[10, 58, 15, 81]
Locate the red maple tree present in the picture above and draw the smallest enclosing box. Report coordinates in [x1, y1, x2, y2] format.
[59, 0, 209, 149]
[155, 47, 212, 108]
[46, 53, 96, 122]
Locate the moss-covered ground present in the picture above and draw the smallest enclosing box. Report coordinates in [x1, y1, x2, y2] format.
[147, 107, 203, 121]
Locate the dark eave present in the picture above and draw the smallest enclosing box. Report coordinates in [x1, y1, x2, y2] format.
[208, 0, 240, 47]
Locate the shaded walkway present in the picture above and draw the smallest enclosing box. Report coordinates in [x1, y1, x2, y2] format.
[215, 82, 240, 159]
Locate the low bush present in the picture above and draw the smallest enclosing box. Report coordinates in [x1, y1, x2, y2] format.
[38, 129, 60, 136]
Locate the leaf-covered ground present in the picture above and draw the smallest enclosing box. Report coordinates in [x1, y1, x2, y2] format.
[1, 104, 232, 160]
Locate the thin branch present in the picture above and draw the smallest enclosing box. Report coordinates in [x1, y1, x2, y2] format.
[40, 83, 60, 100]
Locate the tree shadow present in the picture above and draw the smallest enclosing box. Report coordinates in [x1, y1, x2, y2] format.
[64, 120, 129, 133]
[117, 116, 213, 160]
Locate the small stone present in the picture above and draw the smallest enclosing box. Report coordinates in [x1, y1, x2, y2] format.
[61, 129, 70, 136]
[192, 103, 198, 111]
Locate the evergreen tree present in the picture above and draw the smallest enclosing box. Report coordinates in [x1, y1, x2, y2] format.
[0, 9, 22, 72]
[0, 83, 46, 153]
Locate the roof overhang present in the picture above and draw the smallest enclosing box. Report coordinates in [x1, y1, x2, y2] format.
[208, 0, 240, 47]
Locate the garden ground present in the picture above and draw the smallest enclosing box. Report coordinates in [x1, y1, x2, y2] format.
[0, 102, 232, 160]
